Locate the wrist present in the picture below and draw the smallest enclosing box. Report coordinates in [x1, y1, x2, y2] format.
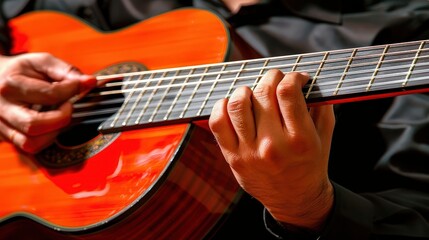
[268, 179, 334, 231]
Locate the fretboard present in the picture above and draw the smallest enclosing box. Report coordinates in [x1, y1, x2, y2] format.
[97, 39, 429, 133]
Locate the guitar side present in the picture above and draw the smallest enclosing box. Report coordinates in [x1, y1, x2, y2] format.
[0, 8, 241, 239]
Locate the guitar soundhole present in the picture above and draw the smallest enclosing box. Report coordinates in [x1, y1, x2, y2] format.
[36, 62, 147, 168]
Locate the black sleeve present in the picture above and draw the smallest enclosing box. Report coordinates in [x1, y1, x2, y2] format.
[264, 182, 429, 239]
[0, 0, 11, 54]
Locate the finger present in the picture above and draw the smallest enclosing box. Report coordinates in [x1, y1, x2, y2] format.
[37, 53, 97, 93]
[276, 72, 313, 134]
[226, 86, 256, 144]
[309, 105, 335, 142]
[0, 122, 18, 144]
[2, 101, 73, 136]
[2, 74, 95, 105]
[23, 52, 90, 83]
[0, 120, 59, 153]
[252, 69, 284, 134]
[3, 53, 96, 104]
[209, 98, 238, 151]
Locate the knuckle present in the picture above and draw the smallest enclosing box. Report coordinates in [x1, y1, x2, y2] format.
[227, 96, 247, 113]
[65, 64, 81, 76]
[42, 85, 63, 103]
[42, 83, 73, 104]
[227, 87, 251, 113]
[253, 83, 273, 100]
[286, 71, 304, 79]
[0, 74, 22, 97]
[277, 73, 302, 98]
[208, 100, 227, 131]
[19, 112, 39, 135]
[254, 69, 285, 100]
[277, 80, 295, 96]
[21, 138, 43, 154]
[227, 155, 245, 172]
[208, 113, 223, 133]
[0, 78, 12, 95]
[258, 139, 281, 161]
[33, 52, 52, 61]
[288, 134, 313, 155]
[266, 69, 284, 78]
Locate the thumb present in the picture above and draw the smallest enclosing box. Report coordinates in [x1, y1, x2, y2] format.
[19, 53, 98, 103]
[30, 53, 97, 95]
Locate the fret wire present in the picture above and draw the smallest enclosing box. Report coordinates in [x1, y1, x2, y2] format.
[109, 73, 144, 127]
[101, 47, 429, 93]
[118, 73, 151, 126]
[121, 74, 150, 126]
[334, 49, 357, 95]
[136, 71, 167, 123]
[250, 59, 270, 91]
[197, 64, 227, 116]
[179, 67, 209, 118]
[93, 67, 429, 126]
[306, 61, 429, 89]
[310, 67, 429, 96]
[131, 73, 154, 124]
[252, 59, 269, 90]
[97, 40, 429, 132]
[97, 57, 429, 103]
[225, 62, 247, 98]
[116, 41, 406, 79]
[305, 52, 329, 99]
[290, 55, 301, 72]
[98, 41, 429, 90]
[164, 68, 195, 120]
[311, 74, 429, 97]
[94, 56, 429, 106]
[403, 41, 425, 87]
[366, 45, 389, 91]
[129, 73, 155, 124]
[148, 70, 180, 122]
[114, 71, 428, 122]
[106, 47, 424, 107]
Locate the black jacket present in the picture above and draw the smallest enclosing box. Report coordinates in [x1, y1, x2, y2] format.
[1, 1, 429, 239]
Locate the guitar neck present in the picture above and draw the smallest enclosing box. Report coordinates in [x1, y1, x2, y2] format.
[98, 39, 429, 133]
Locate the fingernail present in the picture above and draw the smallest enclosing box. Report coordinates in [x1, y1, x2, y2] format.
[80, 75, 97, 91]
[300, 72, 310, 77]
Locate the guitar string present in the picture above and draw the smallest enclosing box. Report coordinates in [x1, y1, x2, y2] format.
[87, 54, 428, 120]
[72, 42, 426, 122]
[89, 51, 429, 101]
[73, 59, 429, 122]
[94, 39, 428, 85]
[97, 46, 429, 91]
[77, 62, 429, 114]
[71, 66, 429, 123]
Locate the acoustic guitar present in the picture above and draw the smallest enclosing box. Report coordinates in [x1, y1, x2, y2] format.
[0, 8, 245, 240]
[1, 7, 429, 240]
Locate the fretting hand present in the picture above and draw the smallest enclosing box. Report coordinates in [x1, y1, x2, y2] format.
[209, 70, 335, 231]
[0, 53, 96, 153]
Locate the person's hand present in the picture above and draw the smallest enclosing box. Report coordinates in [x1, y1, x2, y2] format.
[209, 69, 335, 231]
[0, 53, 96, 153]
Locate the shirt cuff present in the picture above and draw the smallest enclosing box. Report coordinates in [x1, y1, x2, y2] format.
[263, 182, 374, 239]
[263, 207, 320, 240]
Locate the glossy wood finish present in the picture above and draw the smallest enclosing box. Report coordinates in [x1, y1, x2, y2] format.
[9, 9, 230, 74]
[0, 125, 186, 228]
[0, 8, 241, 239]
[0, 124, 241, 240]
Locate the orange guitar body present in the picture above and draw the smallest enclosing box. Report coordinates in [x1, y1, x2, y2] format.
[0, 9, 243, 239]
